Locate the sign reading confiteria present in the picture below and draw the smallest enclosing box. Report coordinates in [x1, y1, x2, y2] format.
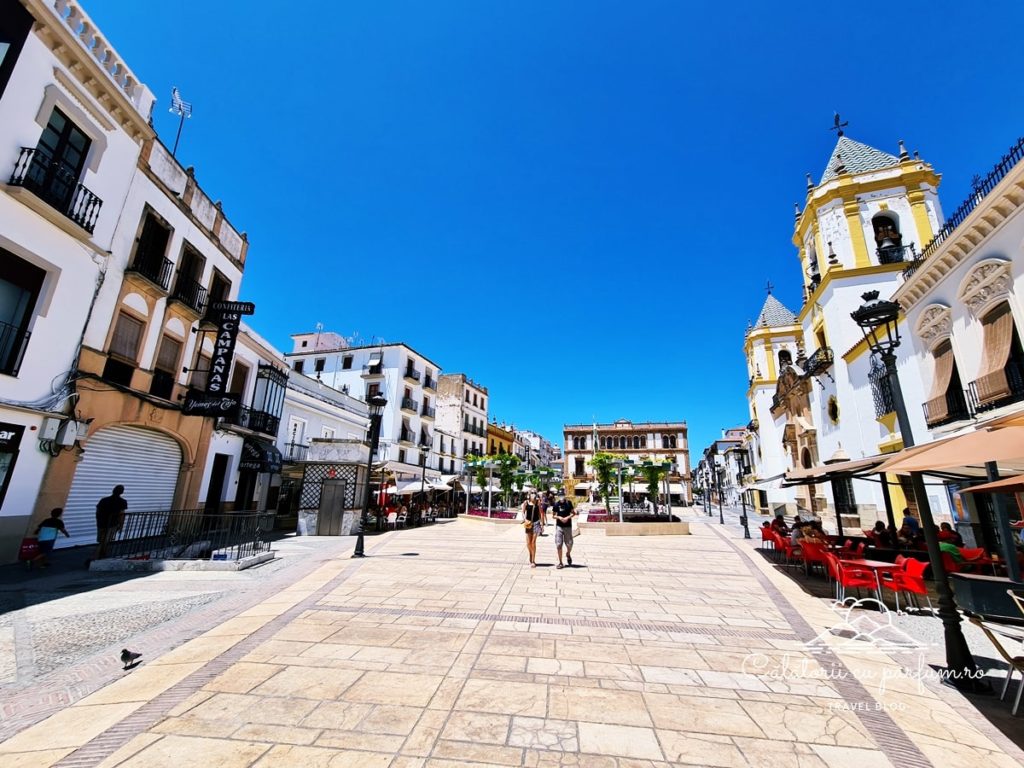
[205, 300, 255, 396]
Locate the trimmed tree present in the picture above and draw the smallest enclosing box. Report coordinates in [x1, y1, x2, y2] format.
[589, 452, 625, 512]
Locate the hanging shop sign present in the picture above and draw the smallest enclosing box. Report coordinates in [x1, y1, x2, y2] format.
[204, 301, 255, 396]
[182, 389, 240, 418]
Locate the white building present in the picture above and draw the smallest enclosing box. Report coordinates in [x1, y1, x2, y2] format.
[0, 0, 161, 557]
[516, 428, 557, 468]
[285, 337, 442, 482]
[435, 372, 488, 463]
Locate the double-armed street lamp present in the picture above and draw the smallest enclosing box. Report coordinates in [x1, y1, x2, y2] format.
[353, 393, 388, 558]
[851, 291, 983, 690]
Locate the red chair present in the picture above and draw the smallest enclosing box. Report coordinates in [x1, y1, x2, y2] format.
[773, 532, 798, 566]
[801, 540, 829, 578]
[760, 526, 775, 550]
[941, 552, 962, 574]
[854, 542, 866, 557]
[885, 557, 933, 613]
[833, 558, 878, 603]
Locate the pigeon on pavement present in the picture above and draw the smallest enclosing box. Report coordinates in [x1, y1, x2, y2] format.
[120, 648, 142, 669]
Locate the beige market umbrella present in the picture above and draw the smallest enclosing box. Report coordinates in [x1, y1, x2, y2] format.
[876, 426, 1024, 475]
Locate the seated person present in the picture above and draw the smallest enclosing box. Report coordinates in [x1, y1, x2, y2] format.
[901, 510, 920, 533]
[937, 522, 964, 546]
[771, 516, 789, 534]
[790, 524, 806, 551]
[939, 540, 963, 564]
[870, 521, 892, 548]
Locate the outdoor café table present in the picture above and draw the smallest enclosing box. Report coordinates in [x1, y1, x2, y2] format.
[841, 558, 902, 604]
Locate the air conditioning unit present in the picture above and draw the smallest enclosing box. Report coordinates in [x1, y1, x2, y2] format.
[55, 419, 79, 447]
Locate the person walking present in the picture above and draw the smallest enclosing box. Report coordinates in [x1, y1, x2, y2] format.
[553, 494, 576, 569]
[522, 492, 542, 567]
[33, 508, 69, 567]
[95, 484, 127, 561]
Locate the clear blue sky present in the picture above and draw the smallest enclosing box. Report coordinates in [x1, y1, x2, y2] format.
[88, 1, 1024, 455]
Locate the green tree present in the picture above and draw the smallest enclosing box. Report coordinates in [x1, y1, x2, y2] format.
[466, 454, 488, 494]
[492, 453, 521, 506]
[636, 460, 670, 513]
[589, 452, 625, 510]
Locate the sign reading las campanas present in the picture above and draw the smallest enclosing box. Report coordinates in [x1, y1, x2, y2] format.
[205, 301, 255, 396]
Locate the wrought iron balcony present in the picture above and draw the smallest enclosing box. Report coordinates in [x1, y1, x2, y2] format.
[419, 438, 432, 449]
[223, 405, 280, 436]
[127, 249, 173, 291]
[923, 388, 973, 428]
[171, 274, 207, 314]
[747, 419, 758, 431]
[284, 442, 309, 461]
[876, 244, 915, 264]
[404, 367, 421, 382]
[968, 359, 1024, 414]
[423, 376, 437, 390]
[9, 147, 103, 233]
[399, 428, 415, 444]
[361, 363, 384, 377]
[401, 397, 419, 413]
[0, 320, 31, 377]
[421, 405, 436, 419]
[804, 347, 834, 376]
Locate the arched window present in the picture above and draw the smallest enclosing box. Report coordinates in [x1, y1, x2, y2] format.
[669, 436, 677, 449]
[872, 213, 904, 263]
[640, 436, 647, 448]
[778, 349, 793, 369]
[633, 436, 640, 449]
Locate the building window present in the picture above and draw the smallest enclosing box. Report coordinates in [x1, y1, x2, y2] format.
[574, 458, 585, 476]
[0, 250, 45, 377]
[975, 302, 1023, 408]
[481, 398, 485, 410]
[398, 449, 406, 463]
[129, 212, 173, 289]
[190, 352, 212, 391]
[208, 269, 231, 303]
[24, 108, 92, 221]
[367, 382, 381, 398]
[465, 391, 470, 402]
[229, 360, 250, 396]
[342, 355, 353, 370]
[293, 359, 304, 373]
[778, 349, 792, 369]
[301, 340, 308, 347]
[103, 311, 145, 386]
[314, 357, 326, 373]
[149, 334, 181, 399]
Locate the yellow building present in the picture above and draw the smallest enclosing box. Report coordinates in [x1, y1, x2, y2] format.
[486, 421, 514, 457]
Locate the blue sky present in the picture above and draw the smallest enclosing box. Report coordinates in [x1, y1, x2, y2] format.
[88, 0, 1024, 455]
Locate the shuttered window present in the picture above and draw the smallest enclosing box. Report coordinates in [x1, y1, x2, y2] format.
[191, 353, 211, 390]
[976, 303, 1015, 404]
[109, 312, 144, 362]
[154, 335, 181, 373]
[924, 341, 956, 423]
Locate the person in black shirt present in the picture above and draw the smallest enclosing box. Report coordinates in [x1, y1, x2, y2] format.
[521, 492, 542, 567]
[95, 484, 127, 560]
[553, 494, 576, 569]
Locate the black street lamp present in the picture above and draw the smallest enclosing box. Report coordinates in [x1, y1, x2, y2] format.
[716, 463, 725, 524]
[738, 449, 751, 539]
[353, 393, 387, 558]
[851, 291, 983, 690]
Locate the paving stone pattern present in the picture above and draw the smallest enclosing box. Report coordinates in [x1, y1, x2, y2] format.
[0, 517, 1022, 767]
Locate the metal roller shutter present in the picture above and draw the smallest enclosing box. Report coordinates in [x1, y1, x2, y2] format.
[61, 425, 182, 548]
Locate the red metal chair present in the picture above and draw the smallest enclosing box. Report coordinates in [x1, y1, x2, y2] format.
[883, 557, 932, 613]
[773, 532, 798, 566]
[835, 559, 879, 603]
[760, 526, 775, 550]
[854, 542, 866, 557]
[940, 551, 962, 574]
[800, 540, 829, 578]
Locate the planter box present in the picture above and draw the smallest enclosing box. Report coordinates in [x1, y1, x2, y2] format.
[582, 522, 690, 536]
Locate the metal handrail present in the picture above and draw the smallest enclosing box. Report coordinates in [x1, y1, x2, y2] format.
[404, 368, 421, 381]
[106, 509, 274, 562]
[171, 273, 208, 313]
[128, 250, 174, 290]
[401, 397, 419, 412]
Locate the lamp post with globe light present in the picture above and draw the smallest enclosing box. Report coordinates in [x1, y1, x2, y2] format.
[851, 291, 983, 690]
[353, 393, 387, 558]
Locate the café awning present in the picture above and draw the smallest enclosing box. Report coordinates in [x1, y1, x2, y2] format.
[239, 438, 283, 473]
[783, 456, 885, 486]
[876, 426, 1024, 476]
[960, 473, 1024, 494]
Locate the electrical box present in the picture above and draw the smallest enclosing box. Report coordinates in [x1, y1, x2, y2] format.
[40, 418, 61, 440]
[55, 420, 78, 447]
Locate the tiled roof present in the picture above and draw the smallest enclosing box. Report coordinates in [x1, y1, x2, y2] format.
[820, 136, 899, 184]
[753, 294, 798, 329]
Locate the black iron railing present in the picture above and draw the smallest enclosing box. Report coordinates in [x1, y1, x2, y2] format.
[400, 428, 415, 443]
[127, 249, 174, 290]
[869, 363, 895, 418]
[905, 135, 1024, 277]
[876, 244, 915, 265]
[171, 274, 207, 313]
[362, 364, 384, 376]
[0, 320, 31, 377]
[804, 347, 834, 376]
[424, 376, 437, 390]
[923, 388, 972, 428]
[224, 405, 280, 436]
[9, 147, 103, 233]
[968, 359, 1024, 414]
[284, 442, 309, 461]
[421, 406, 435, 419]
[401, 397, 419, 412]
[404, 367, 421, 382]
[105, 509, 274, 562]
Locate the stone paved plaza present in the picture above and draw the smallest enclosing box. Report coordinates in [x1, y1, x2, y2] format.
[0, 515, 1022, 767]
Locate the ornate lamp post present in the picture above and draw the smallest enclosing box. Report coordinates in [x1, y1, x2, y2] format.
[738, 449, 751, 539]
[851, 291, 983, 690]
[715, 458, 725, 525]
[353, 393, 387, 558]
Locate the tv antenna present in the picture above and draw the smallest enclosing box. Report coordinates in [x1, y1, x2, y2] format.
[169, 87, 193, 157]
